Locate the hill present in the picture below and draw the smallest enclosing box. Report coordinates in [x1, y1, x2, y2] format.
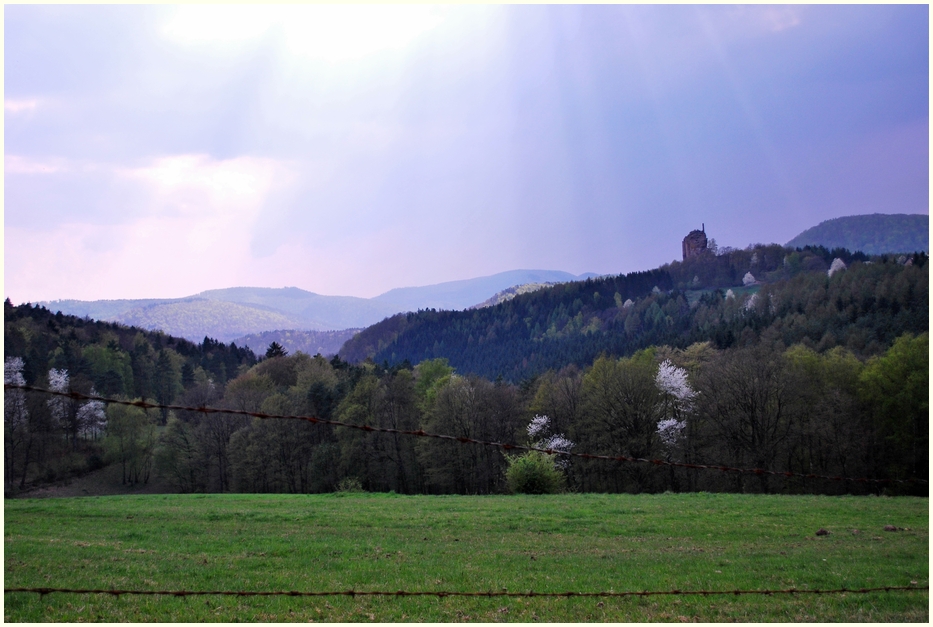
[35, 270, 596, 341]
[195, 287, 397, 330]
[469, 282, 557, 309]
[786, 213, 928, 254]
[372, 269, 597, 312]
[341, 245, 928, 381]
[117, 299, 307, 342]
[232, 328, 360, 357]
[35, 297, 178, 321]
[3, 299, 258, 393]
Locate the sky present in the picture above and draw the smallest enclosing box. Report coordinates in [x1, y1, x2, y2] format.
[4, 4, 929, 303]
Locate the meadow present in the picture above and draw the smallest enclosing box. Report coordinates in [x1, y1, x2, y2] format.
[4, 492, 928, 622]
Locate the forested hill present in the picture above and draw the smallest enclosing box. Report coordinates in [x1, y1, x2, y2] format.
[232, 328, 360, 358]
[4, 300, 258, 399]
[340, 245, 928, 382]
[785, 213, 928, 254]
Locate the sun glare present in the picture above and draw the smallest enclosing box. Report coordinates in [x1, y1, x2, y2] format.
[162, 5, 448, 62]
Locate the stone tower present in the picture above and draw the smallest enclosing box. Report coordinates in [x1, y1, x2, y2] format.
[682, 224, 708, 261]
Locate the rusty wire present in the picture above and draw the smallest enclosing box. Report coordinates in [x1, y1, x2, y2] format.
[5, 383, 927, 486]
[4, 585, 928, 599]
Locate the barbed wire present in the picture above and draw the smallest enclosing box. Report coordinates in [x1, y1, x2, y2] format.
[5, 383, 927, 486]
[4, 585, 928, 599]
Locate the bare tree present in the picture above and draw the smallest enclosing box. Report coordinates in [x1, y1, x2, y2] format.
[696, 346, 796, 493]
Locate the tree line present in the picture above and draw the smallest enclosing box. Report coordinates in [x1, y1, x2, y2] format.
[6, 333, 927, 497]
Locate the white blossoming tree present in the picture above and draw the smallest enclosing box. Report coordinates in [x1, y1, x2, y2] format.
[78, 395, 107, 440]
[5, 357, 28, 429]
[5, 357, 30, 491]
[47, 368, 71, 425]
[526, 414, 574, 469]
[828, 258, 846, 277]
[742, 272, 756, 286]
[47, 368, 107, 448]
[654, 360, 696, 487]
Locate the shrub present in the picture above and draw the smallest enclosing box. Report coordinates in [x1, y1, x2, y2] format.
[505, 452, 565, 494]
[336, 477, 365, 493]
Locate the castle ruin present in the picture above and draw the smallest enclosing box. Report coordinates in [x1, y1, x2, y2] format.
[682, 224, 708, 261]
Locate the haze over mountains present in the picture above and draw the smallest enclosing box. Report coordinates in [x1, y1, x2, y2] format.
[38, 270, 597, 344]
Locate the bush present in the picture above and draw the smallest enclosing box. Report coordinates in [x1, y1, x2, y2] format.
[336, 477, 365, 493]
[505, 452, 565, 494]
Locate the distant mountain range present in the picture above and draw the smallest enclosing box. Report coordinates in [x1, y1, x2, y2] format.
[37, 270, 597, 344]
[33, 213, 923, 352]
[786, 213, 928, 255]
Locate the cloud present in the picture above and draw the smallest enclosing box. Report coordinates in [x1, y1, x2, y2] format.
[5, 155, 67, 175]
[4, 154, 299, 301]
[120, 154, 291, 219]
[4, 98, 43, 114]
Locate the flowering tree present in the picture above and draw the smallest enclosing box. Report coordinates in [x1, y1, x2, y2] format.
[77, 395, 106, 440]
[828, 258, 846, 277]
[526, 414, 574, 468]
[656, 360, 696, 403]
[654, 360, 695, 458]
[5, 357, 28, 429]
[656, 418, 686, 449]
[5, 357, 30, 491]
[47, 368, 107, 448]
[743, 272, 756, 286]
[47, 368, 71, 426]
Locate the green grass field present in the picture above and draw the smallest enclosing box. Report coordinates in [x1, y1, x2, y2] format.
[4, 492, 928, 622]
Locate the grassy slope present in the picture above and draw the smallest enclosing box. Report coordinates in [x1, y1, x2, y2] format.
[4, 493, 928, 622]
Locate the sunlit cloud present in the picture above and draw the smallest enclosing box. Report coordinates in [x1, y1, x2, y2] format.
[160, 5, 277, 44]
[161, 5, 449, 62]
[120, 154, 293, 219]
[5, 154, 299, 301]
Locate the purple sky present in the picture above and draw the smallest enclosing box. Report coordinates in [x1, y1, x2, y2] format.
[5, 5, 928, 302]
